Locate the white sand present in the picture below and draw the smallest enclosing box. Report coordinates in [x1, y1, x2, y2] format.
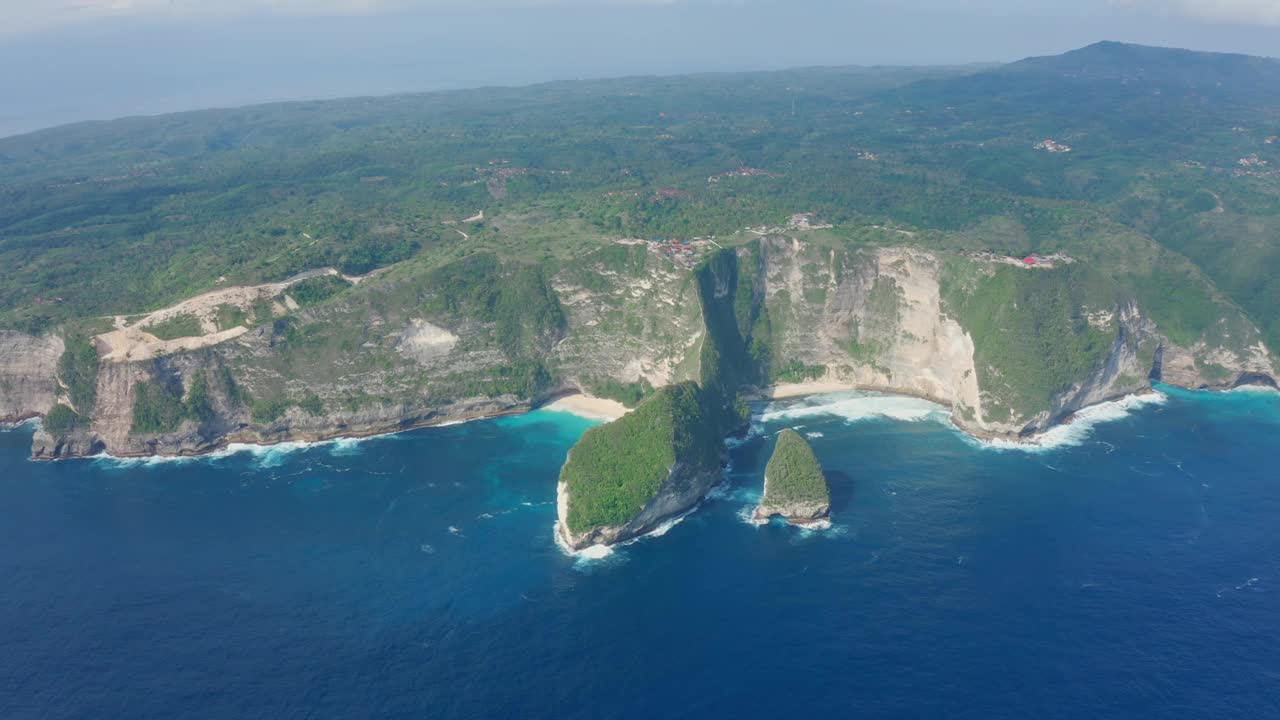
[544, 394, 629, 421]
[766, 381, 859, 400]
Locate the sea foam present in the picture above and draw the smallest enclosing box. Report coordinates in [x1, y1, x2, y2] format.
[966, 391, 1169, 452]
[760, 389, 1169, 453]
[759, 392, 946, 426]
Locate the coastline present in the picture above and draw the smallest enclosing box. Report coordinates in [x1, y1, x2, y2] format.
[23, 391, 629, 462]
[29, 405, 532, 462]
[15, 379, 1276, 462]
[540, 393, 629, 422]
[766, 381, 859, 400]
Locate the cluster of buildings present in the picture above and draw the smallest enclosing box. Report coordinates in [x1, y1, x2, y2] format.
[1235, 155, 1278, 178]
[787, 213, 833, 231]
[1183, 155, 1278, 178]
[647, 237, 704, 268]
[708, 167, 775, 183]
[1034, 138, 1073, 154]
[969, 251, 1074, 270]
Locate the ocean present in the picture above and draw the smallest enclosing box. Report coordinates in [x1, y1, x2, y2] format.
[2, 386, 1278, 719]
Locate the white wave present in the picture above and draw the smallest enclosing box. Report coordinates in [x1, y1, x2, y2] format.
[93, 452, 203, 469]
[328, 437, 364, 456]
[575, 544, 615, 560]
[1231, 384, 1280, 396]
[554, 501, 702, 567]
[226, 441, 317, 468]
[738, 505, 768, 526]
[552, 521, 616, 562]
[757, 388, 1170, 453]
[795, 519, 834, 533]
[724, 424, 763, 448]
[638, 512, 689, 540]
[759, 392, 946, 425]
[968, 391, 1169, 453]
[805, 431, 824, 439]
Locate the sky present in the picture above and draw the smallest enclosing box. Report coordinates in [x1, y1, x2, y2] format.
[0, 0, 1278, 137]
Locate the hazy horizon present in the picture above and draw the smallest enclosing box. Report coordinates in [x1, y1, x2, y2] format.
[2, 0, 1279, 138]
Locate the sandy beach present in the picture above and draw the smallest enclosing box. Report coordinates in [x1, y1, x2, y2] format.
[766, 381, 859, 400]
[543, 394, 630, 421]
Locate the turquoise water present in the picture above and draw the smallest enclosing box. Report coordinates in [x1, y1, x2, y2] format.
[2, 387, 1279, 719]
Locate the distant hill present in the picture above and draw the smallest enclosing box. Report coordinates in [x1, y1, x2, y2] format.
[1015, 41, 1280, 101]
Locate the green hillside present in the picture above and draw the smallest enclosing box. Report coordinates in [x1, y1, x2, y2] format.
[4, 42, 1278, 355]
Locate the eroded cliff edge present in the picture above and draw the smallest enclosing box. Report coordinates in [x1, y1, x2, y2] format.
[555, 382, 727, 551]
[1, 237, 1274, 464]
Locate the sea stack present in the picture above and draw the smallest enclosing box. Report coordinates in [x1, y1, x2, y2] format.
[556, 382, 725, 551]
[754, 429, 831, 526]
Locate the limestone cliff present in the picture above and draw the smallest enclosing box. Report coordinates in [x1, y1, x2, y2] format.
[556, 460, 723, 550]
[0, 332, 63, 423]
[7, 237, 1277, 459]
[737, 238, 1275, 438]
[753, 429, 831, 526]
[554, 382, 726, 551]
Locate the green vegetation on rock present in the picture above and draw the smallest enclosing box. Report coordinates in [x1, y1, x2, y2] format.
[132, 381, 191, 434]
[763, 429, 830, 508]
[560, 382, 721, 533]
[131, 369, 229, 433]
[57, 336, 99, 419]
[288, 276, 349, 307]
[145, 314, 204, 341]
[43, 404, 83, 433]
[941, 262, 1114, 419]
[582, 377, 655, 409]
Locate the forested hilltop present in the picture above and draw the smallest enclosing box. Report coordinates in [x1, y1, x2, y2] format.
[1, 42, 1277, 471]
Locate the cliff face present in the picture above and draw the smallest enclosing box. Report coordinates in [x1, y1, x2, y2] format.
[740, 238, 1275, 437]
[556, 460, 723, 550]
[0, 332, 63, 423]
[554, 381, 726, 551]
[550, 242, 705, 391]
[8, 238, 1278, 459]
[749, 240, 990, 425]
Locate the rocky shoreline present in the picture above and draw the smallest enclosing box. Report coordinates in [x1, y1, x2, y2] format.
[555, 463, 725, 553]
[17, 377, 1280, 462]
[28, 398, 536, 461]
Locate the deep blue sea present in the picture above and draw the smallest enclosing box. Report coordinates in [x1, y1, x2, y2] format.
[3, 385, 1279, 719]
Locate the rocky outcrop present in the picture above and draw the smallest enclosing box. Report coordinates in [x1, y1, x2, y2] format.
[556, 460, 722, 551]
[752, 429, 831, 526]
[0, 331, 63, 423]
[1158, 339, 1277, 391]
[555, 381, 727, 550]
[753, 491, 830, 526]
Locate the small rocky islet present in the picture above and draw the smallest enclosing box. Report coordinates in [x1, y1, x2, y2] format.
[753, 428, 831, 526]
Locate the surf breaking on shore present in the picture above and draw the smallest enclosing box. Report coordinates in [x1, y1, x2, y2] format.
[758, 389, 1170, 452]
